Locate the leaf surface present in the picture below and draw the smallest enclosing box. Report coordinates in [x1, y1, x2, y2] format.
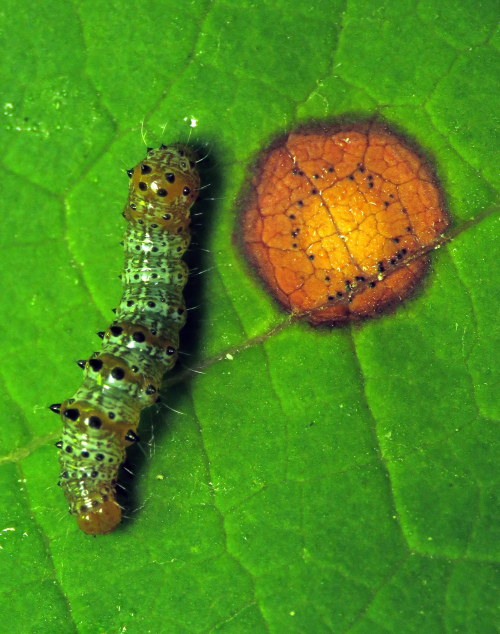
[0, 0, 498, 632]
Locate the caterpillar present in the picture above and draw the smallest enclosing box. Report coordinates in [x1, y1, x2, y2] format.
[50, 144, 200, 535]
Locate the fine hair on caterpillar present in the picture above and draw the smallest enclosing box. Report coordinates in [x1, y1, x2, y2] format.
[50, 144, 200, 535]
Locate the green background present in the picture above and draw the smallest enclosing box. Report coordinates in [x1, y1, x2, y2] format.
[1, 0, 498, 632]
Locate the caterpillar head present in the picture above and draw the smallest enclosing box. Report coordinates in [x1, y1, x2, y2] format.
[125, 144, 200, 227]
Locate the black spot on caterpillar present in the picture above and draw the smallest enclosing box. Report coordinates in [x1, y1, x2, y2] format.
[51, 144, 200, 535]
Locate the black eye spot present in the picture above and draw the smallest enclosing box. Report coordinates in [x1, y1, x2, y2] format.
[145, 385, 156, 395]
[141, 164, 152, 174]
[127, 300, 134, 307]
[91, 471, 99, 478]
[157, 188, 167, 197]
[165, 172, 175, 183]
[111, 367, 125, 380]
[63, 408, 79, 421]
[88, 359, 103, 372]
[147, 301, 156, 308]
[129, 203, 137, 210]
[166, 346, 176, 355]
[133, 331, 146, 343]
[65, 446, 72, 453]
[162, 213, 172, 221]
[88, 416, 102, 429]
[95, 454, 105, 462]
[183, 186, 191, 195]
[81, 451, 90, 458]
[138, 182, 147, 191]
[110, 326, 123, 336]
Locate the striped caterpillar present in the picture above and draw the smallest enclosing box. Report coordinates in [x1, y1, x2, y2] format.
[50, 144, 200, 535]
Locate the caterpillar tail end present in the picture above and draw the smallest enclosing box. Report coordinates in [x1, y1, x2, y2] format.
[76, 500, 122, 535]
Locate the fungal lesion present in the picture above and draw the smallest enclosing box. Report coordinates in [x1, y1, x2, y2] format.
[241, 122, 448, 325]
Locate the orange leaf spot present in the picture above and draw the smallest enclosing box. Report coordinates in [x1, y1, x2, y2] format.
[241, 121, 448, 325]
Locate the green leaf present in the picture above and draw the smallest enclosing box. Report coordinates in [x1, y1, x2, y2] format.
[1, 0, 498, 632]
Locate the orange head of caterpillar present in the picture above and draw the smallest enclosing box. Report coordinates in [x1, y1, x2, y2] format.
[76, 498, 122, 535]
[125, 144, 200, 226]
